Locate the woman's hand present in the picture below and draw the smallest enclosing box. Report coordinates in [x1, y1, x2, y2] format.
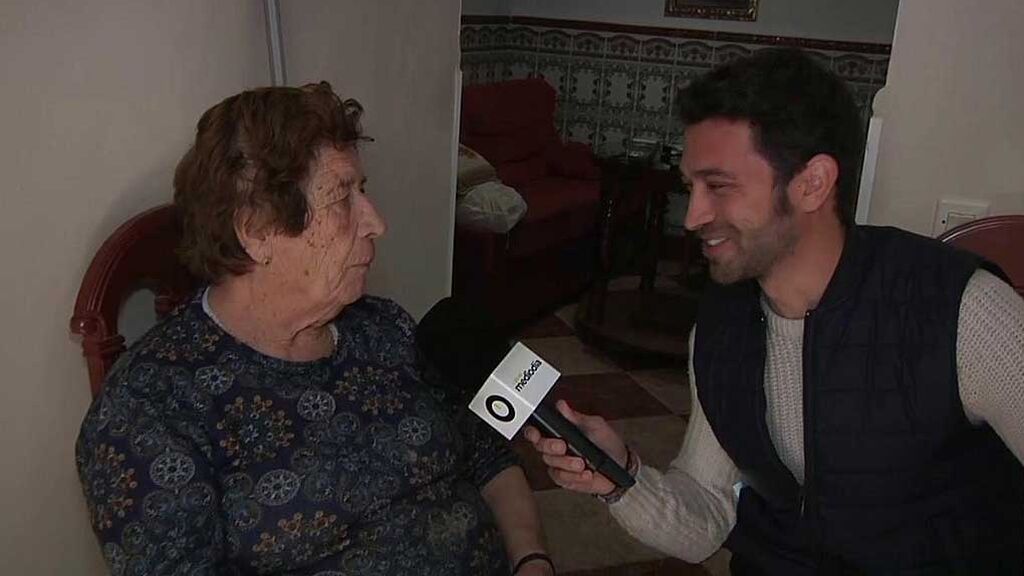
[522, 400, 628, 496]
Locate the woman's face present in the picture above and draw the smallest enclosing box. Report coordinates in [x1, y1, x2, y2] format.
[268, 146, 386, 318]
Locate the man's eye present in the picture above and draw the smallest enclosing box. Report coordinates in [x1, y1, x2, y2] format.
[707, 182, 732, 193]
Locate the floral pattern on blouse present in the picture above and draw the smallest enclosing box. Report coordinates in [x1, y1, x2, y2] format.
[76, 293, 515, 575]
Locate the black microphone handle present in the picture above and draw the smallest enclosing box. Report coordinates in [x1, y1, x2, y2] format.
[531, 401, 636, 489]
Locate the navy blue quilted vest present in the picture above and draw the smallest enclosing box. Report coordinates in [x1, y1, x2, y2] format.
[694, 226, 1024, 575]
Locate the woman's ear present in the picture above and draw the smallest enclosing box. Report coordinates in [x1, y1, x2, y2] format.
[790, 154, 839, 214]
[234, 206, 273, 265]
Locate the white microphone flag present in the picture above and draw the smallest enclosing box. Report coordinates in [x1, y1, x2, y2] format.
[467, 342, 560, 439]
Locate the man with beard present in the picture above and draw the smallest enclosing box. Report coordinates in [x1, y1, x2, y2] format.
[525, 48, 1024, 574]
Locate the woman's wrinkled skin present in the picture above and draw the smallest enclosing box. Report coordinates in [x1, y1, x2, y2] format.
[207, 146, 386, 361]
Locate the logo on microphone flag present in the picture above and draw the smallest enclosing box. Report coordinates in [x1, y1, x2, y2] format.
[468, 342, 561, 439]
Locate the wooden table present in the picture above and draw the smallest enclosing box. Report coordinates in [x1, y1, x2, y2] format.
[575, 160, 703, 363]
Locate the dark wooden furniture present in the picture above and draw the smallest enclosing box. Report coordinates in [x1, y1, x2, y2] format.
[939, 215, 1024, 297]
[70, 204, 198, 397]
[576, 160, 698, 363]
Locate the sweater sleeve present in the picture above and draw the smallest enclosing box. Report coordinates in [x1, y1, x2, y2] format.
[956, 269, 1024, 464]
[75, 362, 230, 575]
[608, 328, 739, 563]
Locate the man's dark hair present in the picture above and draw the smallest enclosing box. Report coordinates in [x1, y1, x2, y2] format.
[677, 48, 864, 226]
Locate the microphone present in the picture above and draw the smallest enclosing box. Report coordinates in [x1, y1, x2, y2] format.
[416, 297, 635, 489]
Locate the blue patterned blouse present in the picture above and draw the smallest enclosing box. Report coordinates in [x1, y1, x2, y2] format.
[76, 293, 516, 575]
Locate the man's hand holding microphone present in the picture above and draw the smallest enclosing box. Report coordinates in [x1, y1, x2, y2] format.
[523, 400, 635, 499]
[416, 297, 639, 504]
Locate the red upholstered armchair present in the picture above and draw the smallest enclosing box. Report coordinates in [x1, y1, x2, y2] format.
[454, 78, 602, 327]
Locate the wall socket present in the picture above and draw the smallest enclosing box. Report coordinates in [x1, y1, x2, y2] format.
[932, 198, 990, 236]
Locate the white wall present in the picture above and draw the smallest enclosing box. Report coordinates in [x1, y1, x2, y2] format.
[0, 1, 461, 572]
[463, 0, 509, 16]
[499, 0, 899, 44]
[0, 1, 268, 573]
[868, 0, 1024, 234]
[281, 0, 463, 319]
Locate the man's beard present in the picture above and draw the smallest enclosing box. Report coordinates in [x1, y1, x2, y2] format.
[706, 192, 798, 285]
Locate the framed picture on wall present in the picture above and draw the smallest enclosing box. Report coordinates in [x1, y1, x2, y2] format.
[664, 0, 759, 21]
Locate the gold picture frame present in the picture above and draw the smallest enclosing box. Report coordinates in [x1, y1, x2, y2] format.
[664, 0, 760, 22]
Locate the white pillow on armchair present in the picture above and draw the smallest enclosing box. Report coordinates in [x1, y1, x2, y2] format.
[455, 180, 528, 234]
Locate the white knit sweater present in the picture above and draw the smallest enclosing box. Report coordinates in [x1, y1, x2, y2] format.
[609, 270, 1024, 562]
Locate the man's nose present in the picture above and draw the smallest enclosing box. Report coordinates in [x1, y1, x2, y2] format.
[684, 186, 713, 232]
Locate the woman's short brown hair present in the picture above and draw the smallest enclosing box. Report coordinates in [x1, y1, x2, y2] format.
[173, 81, 366, 282]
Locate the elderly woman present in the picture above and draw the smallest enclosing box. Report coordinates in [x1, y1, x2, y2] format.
[76, 83, 553, 575]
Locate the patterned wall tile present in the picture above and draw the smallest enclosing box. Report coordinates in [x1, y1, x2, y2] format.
[608, 35, 641, 60]
[630, 128, 668, 157]
[631, 111, 674, 153]
[664, 115, 685, 150]
[506, 26, 538, 51]
[805, 50, 835, 73]
[462, 53, 505, 86]
[713, 43, 753, 66]
[503, 51, 536, 80]
[566, 124, 597, 148]
[676, 41, 714, 68]
[476, 27, 496, 51]
[461, 23, 889, 158]
[461, 53, 484, 86]
[490, 53, 510, 84]
[564, 109, 601, 147]
[671, 66, 707, 101]
[567, 57, 604, 106]
[461, 27, 483, 53]
[640, 38, 676, 65]
[573, 32, 607, 57]
[538, 29, 573, 54]
[535, 55, 572, 100]
[834, 54, 878, 83]
[553, 107, 568, 136]
[601, 60, 639, 112]
[873, 58, 890, 83]
[597, 118, 632, 157]
[868, 56, 888, 84]
[848, 82, 881, 116]
[490, 25, 510, 50]
[637, 64, 676, 115]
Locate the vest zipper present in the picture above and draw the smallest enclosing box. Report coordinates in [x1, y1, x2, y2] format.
[802, 310, 821, 552]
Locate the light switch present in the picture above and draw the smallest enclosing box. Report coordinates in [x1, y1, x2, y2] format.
[932, 198, 990, 236]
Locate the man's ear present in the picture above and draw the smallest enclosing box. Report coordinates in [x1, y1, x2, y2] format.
[790, 154, 839, 214]
[234, 206, 272, 265]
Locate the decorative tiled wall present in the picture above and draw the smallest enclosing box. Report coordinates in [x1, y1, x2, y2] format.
[461, 17, 890, 158]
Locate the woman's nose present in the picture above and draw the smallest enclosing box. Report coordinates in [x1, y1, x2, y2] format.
[358, 195, 387, 239]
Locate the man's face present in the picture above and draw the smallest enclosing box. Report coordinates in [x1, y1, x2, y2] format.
[681, 118, 798, 285]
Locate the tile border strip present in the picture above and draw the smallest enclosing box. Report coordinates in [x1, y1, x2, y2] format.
[461, 15, 891, 55]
